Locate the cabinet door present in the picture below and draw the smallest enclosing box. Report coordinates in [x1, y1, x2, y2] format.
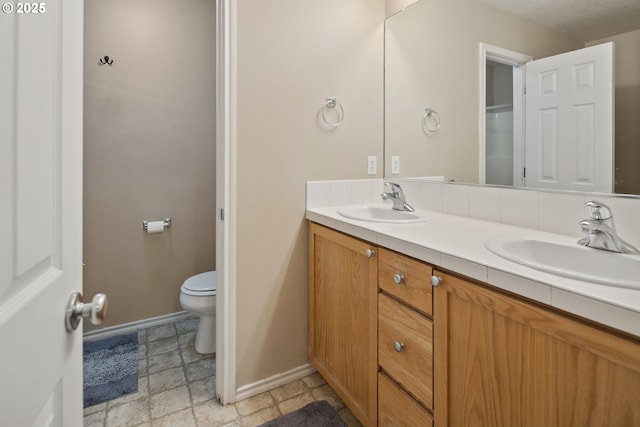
[434, 271, 640, 427]
[308, 223, 377, 426]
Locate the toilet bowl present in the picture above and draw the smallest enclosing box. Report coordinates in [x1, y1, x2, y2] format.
[179, 271, 217, 354]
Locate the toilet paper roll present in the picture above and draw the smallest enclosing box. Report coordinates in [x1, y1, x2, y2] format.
[146, 220, 165, 234]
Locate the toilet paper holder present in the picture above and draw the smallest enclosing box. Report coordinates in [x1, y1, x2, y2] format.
[142, 218, 172, 231]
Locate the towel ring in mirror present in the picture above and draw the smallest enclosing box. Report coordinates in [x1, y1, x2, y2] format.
[422, 107, 441, 134]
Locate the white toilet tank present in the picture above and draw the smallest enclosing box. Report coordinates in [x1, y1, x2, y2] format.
[180, 271, 217, 296]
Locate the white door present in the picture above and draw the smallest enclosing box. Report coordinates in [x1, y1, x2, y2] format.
[525, 42, 614, 192]
[0, 1, 84, 426]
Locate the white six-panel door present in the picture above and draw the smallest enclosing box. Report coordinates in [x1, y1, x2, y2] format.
[0, 1, 84, 425]
[525, 43, 614, 192]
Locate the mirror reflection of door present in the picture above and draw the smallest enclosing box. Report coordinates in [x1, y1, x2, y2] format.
[525, 42, 614, 193]
[483, 43, 614, 192]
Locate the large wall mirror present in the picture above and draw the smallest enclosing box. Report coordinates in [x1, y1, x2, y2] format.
[385, 0, 640, 195]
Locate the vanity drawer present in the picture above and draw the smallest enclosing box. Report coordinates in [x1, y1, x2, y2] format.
[378, 372, 433, 427]
[378, 248, 433, 317]
[378, 293, 433, 409]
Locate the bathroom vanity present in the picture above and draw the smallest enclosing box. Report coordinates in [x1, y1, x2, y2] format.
[308, 210, 640, 427]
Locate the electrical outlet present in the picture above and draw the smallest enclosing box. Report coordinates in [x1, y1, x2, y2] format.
[391, 156, 400, 174]
[367, 156, 377, 175]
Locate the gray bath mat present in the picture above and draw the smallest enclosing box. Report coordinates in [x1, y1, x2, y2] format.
[258, 400, 346, 427]
[83, 332, 139, 408]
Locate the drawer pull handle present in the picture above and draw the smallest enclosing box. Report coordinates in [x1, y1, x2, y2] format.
[366, 249, 376, 258]
[394, 341, 406, 352]
[431, 275, 442, 287]
[393, 273, 405, 284]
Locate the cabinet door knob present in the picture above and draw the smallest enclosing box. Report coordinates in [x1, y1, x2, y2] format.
[393, 273, 405, 284]
[366, 249, 376, 258]
[394, 341, 406, 352]
[431, 275, 442, 287]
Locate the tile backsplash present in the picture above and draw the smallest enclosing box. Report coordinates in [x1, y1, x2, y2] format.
[306, 178, 640, 249]
[306, 179, 384, 209]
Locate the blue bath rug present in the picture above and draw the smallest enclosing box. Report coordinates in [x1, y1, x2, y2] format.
[257, 400, 346, 427]
[83, 332, 139, 408]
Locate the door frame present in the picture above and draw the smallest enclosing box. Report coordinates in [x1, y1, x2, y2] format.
[215, 0, 237, 404]
[479, 43, 531, 186]
[78, 0, 237, 405]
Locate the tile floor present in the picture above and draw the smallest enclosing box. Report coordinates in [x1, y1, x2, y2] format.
[83, 316, 361, 427]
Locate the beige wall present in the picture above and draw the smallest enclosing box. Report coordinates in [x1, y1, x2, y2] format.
[234, 0, 385, 388]
[83, 0, 216, 327]
[588, 30, 640, 195]
[385, 0, 583, 182]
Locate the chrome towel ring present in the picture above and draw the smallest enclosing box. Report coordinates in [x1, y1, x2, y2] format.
[321, 97, 344, 128]
[422, 107, 441, 134]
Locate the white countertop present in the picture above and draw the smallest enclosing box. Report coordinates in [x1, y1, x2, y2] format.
[307, 203, 640, 337]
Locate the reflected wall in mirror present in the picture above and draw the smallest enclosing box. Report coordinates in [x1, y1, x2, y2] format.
[385, 0, 640, 195]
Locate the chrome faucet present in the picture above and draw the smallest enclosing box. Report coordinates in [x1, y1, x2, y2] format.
[381, 182, 415, 212]
[578, 201, 639, 254]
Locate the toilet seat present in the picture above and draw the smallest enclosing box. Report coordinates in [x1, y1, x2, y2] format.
[180, 271, 217, 296]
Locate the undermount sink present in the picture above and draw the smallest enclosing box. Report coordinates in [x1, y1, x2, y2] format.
[486, 237, 640, 289]
[337, 205, 431, 224]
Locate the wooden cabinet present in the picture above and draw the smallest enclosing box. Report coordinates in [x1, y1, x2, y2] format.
[308, 223, 377, 426]
[309, 222, 640, 427]
[433, 271, 640, 427]
[308, 224, 433, 426]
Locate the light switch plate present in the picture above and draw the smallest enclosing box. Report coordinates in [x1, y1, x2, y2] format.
[391, 156, 400, 174]
[367, 156, 377, 175]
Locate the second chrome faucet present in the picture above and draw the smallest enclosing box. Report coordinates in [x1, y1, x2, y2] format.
[578, 201, 639, 254]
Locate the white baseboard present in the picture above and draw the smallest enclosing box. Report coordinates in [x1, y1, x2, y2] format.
[234, 363, 317, 402]
[83, 311, 192, 342]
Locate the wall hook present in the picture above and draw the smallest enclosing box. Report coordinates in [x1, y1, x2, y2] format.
[99, 56, 114, 66]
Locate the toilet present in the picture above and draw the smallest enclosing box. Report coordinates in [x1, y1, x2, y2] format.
[179, 271, 217, 354]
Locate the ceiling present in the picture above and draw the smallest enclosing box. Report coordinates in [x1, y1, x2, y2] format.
[479, 0, 640, 42]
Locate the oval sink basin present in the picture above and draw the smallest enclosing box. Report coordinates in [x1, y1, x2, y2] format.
[486, 237, 640, 289]
[337, 205, 431, 223]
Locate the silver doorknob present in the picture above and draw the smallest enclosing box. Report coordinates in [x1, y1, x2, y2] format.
[394, 341, 405, 352]
[65, 292, 108, 331]
[366, 249, 376, 258]
[431, 275, 442, 287]
[393, 273, 405, 284]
